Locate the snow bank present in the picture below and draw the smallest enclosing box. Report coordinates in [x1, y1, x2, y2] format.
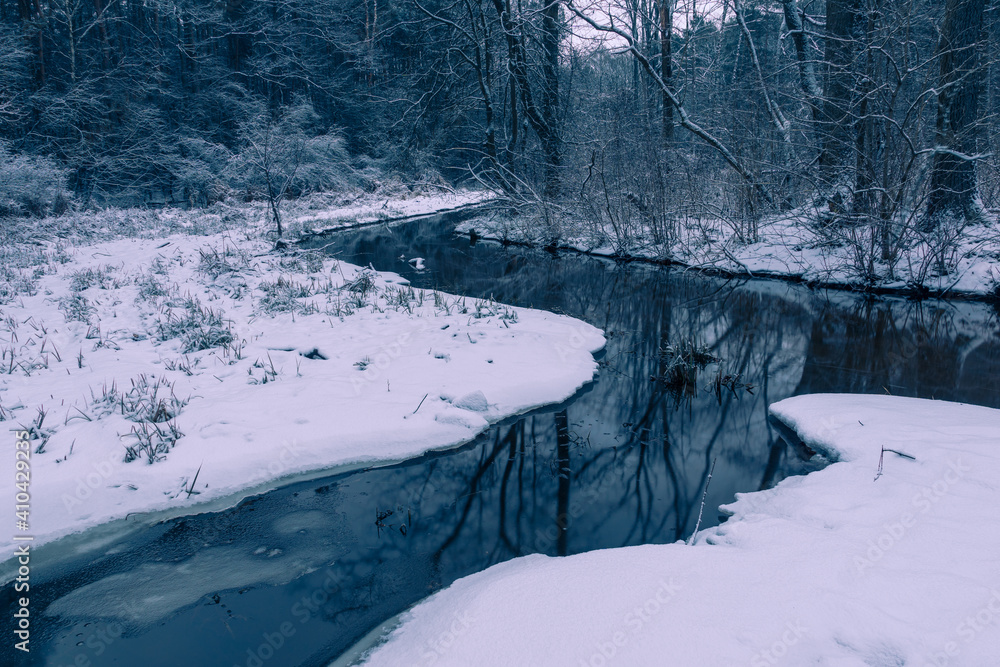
[354, 394, 1000, 666]
[458, 209, 1000, 298]
[293, 190, 491, 235]
[0, 217, 603, 563]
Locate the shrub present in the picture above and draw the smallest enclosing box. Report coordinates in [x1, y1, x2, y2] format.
[0, 142, 73, 218]
[197, 245, 249, 280]
[163, 135, 232, 206]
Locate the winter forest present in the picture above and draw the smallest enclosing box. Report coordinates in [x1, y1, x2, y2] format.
[5, 1, 1000, 666]
[2, 0, 998, 241]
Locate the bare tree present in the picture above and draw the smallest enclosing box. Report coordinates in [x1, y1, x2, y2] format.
[819, 0, 862, 210]
[659, 0, 673, 144]
[233, 101, 350, 239]
[781, 0, 821, 123]
[567, 0, 772, 206]
[925, 0, 989, 227]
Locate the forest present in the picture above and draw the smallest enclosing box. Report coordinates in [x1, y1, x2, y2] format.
[1, 0, 997, 253]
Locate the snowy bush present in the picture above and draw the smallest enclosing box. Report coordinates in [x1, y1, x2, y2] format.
[123, 421, 184, 464]
[228, 99, 356, 236]
[134, 272, 169, 302]
[0, 142, 73, 218]
[163, 136, 233, 206]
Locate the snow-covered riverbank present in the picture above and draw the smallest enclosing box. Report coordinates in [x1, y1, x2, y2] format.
[291, 189, 493, 236]
[0, 192, 603, 562]
[354, 394, 1000, 666]
[460, 207, 1000, 300]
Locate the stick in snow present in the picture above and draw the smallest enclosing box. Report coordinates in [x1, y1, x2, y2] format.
[185, 462, 203, 498]
[687, 457, 717, 546]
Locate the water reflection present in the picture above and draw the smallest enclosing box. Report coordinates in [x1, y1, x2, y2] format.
[9, 214, 1000, 667]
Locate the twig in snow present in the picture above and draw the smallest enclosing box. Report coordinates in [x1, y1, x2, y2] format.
[185, 462, 203, 498]
[687, 457, 717, 545]
[876, 444, 916, 481]
[413, 393, 429, 414]
[884, 448, 915, 460]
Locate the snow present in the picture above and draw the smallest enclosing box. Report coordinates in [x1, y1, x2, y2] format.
[352, 394, 1000, 667]
[451, 390, 489, 412]
[458, 206, 1000, 298]
[292, 190, 491, 235]
[0, 198, 603, 564]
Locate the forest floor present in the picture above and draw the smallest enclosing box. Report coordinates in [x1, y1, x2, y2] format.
[0, 187, 603, 562]
[459, 205, 1000, 300]
[355, 393, 1000, 667]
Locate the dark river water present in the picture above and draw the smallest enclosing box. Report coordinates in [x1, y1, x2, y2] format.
[6, 212, 1000, 666]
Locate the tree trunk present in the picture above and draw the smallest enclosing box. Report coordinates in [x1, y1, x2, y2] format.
[540, 0, 561, 197]
[852, 5, 880, 222]
[925, 0, 986, 227]
[225, 0, 252, 73]
[819, 0, 860, 208]
[781, 0, 821, 123]
[17, 0, 44, 85]
[659, 0, 673, 145]
[490, 0, 560, 199]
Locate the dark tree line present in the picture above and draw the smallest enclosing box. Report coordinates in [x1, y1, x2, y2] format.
[1, 0, 997, 246]
[0, 0, 474, 211]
